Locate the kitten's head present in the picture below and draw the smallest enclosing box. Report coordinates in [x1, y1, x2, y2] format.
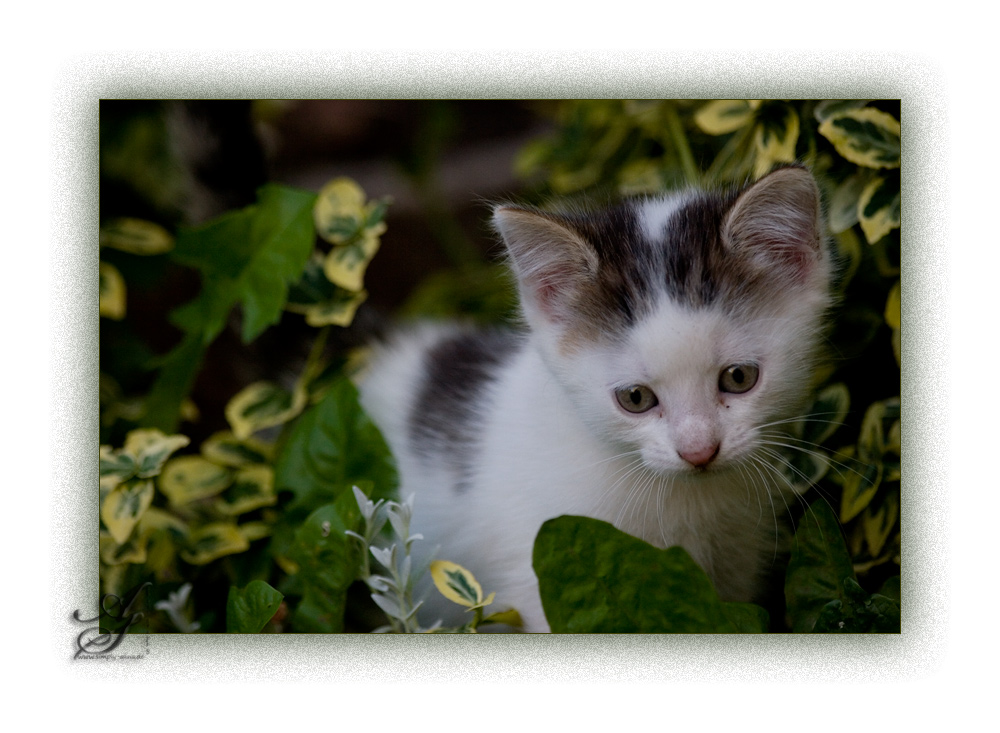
[493, 166, 832, 477]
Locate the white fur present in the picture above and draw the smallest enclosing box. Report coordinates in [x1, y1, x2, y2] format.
[358, 296, 817, 632]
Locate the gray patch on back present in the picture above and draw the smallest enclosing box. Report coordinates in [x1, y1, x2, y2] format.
[409, 328, 524, 492]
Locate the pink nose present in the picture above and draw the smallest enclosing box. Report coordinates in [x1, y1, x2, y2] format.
[678, 444, 719, 468]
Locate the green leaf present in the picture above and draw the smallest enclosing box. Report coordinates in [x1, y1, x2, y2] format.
[273, 377, 398, 512]
[143, 184, 317, 432]
[785, 500, 856, 632]
[818, 107, 900, 169]
[721, 602, 770, 633]
[827, 170, 875, 235]
[430, 560, 493, 609]
[287, 489, 365, 632]
[533, 515, 746, 633]
[226, 580, 284, 633]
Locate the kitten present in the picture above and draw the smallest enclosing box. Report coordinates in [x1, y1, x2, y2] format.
[358, 165, 833, 632]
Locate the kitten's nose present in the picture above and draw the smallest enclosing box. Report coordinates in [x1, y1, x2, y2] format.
[678, 444, 719, 468]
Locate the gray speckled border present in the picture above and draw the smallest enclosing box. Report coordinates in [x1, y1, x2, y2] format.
[52, 51, 944, 682]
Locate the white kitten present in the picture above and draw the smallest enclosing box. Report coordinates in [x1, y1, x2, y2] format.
[359, 166, 833, 632]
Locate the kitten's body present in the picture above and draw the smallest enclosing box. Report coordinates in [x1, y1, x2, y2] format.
[359, 167, 832, 632]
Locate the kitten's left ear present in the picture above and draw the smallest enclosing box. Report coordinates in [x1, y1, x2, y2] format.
[723, 166, 824, 282]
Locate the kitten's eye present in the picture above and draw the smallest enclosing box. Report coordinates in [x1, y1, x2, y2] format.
[719, 363, 760, 394]
[615, 385, 659, 413]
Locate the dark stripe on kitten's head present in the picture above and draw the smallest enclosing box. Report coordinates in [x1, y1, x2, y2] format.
[409, 328, 524, 492]
[495, 165, 827, 348]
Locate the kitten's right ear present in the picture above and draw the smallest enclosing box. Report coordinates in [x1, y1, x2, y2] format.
[493, 205, 599, 325]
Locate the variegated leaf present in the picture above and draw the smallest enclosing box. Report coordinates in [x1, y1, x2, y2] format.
[293, 290, 368, 328]
[180, 523, 251, 565]
[123, 429, 191, 478]
[430, 560, 493, 608]
[213, 464, 277, 516]
[159, 455, 232, 505]
[225, 381, 308, 440]
[99, 261, 126, 320]
[818, 108, 900, 169]
[813, 99, 871, 124]
[314, 177, 367, 245]
[101, 478, 155, 544]
[753, 106, 799, 177]
[858, 175, 901, 244]
[100, 531, 148, 565]
[694, 100, 759, 135]
[863, 493, 899, 558]
[322, 230, 381, 292]
[803, 382, 850, 447]
[100, 217, 175, 255]
[840, 456, 882, 524]
[100, 444, 136, 491]
[238, 522, 273, 542]
[200, 431, 273, 467]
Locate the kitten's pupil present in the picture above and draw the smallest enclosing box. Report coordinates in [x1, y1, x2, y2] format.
[732, 367, 745, 384]
[630, 389, 642, 405]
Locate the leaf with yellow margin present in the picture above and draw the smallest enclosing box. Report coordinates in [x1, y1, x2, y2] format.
[180, 523, 250, 565]
[100, 217, 175, 255]
[213, 465, 277, 516]
[753, 106, 799, 178]
[201, 431, 274, 467]
[225, 381, 308, 440]
[858, 175, 901, 244]
[694, 100, 759, 135]
[123, 429, 191, 478]
[430, 560, 494, 609]
[323, 230, 381, 292]
[818, 107, 900, 169]
[159, 455, 232, 505]
[101, 478, 155, 544]
[314, 178, 368, 244]
[99, 261, 126, 320]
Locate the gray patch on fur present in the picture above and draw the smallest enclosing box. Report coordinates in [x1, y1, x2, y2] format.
[409, 328, 524, 492]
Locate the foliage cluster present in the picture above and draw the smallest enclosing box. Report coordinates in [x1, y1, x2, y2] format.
[98, 100, 900, 635]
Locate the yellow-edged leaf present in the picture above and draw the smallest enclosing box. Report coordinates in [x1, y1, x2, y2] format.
[225, 381, 308, 440]
[100, 531, 148, 566]
[818, 108, 900, 169]
[101, 478, 155, 544]
[297, 290, 368, 328]
[213, 464, 277, 516]
[322, 230, 381, 292]
[857, 175, 901, 244]
[201, 431, 274, 467]
[123, 429, 191, 478]
[430, 560, 489, 608]
[180, 522, 250, 565]
[238, 521, 273, 542]
[840, 458, 883, 523]
[863, 493, 899, 558]
[753, 106, 799, 178]
[314, 177, 367, 244]
[100, 217, 175, 255]
[158, 455, 232, 505]
[617, 159, 665, 195]
[99, 261, 127, 320]
[694, 100, 759, 135]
